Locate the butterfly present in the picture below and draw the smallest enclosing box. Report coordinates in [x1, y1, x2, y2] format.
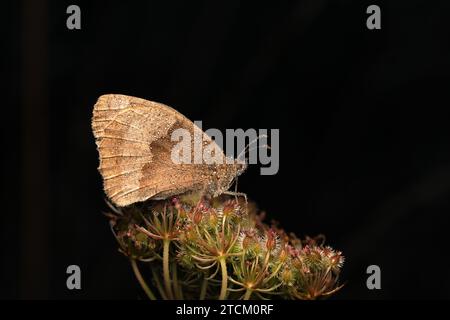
[92, 94, 247, 207]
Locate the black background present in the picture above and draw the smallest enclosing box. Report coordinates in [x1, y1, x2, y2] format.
[2, 0, 450, 299]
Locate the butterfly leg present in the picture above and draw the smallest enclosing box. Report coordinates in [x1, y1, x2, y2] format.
[222, 190, 248, 212]
[232, 176, 243, 202]
[224, 176, 248, 211]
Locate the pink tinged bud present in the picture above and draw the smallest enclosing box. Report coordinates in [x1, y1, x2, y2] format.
[193, 211, 202, 224]
[331, 255, 339, 265]
[322, 247, 332, 257]
[303, 246, 311, 254]
[265, 229, 278, 251]
[331, 253, 344, 267]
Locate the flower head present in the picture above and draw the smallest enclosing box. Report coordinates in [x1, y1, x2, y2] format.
[105, 194, 345, 300]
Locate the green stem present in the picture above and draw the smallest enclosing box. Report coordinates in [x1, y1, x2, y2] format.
[130, 259, 156, 300]
[200, 276, 208, 300]
[151, 266, 167, 300]
[243, 288, 253, 300]
[219, 257, 228, 300]
[163, 239, 174, 299]
[172, 261, 181, 299]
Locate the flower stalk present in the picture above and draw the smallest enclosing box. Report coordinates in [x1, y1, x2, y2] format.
[130, 259, 156, 300]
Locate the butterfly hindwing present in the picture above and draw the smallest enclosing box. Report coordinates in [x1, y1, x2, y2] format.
[92, 94, 228, 206]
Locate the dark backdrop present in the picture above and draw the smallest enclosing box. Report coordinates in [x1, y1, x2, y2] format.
[2, 0, 450, 299]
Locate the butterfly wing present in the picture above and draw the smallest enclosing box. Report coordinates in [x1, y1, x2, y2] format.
[92, 94, 227, 207]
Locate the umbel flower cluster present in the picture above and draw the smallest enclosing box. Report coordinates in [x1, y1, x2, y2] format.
[106, 194, 345, 300]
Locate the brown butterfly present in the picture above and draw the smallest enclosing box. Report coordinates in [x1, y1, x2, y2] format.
[92, 94, 247, 207]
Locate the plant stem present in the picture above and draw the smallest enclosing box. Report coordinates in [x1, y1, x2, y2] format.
[130, 259, 156, 300]
[151, 266, 167, 300]
[172, 261, 181, 299]
[163, 239, 174, 299]
[219, 257, 228, 300]
[243, 288, 253, 300]
[200, 276, 208, 300]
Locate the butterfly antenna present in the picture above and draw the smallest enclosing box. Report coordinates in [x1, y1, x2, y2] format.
[238, 144, 271, 162]
[237, 134, 268, 161]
